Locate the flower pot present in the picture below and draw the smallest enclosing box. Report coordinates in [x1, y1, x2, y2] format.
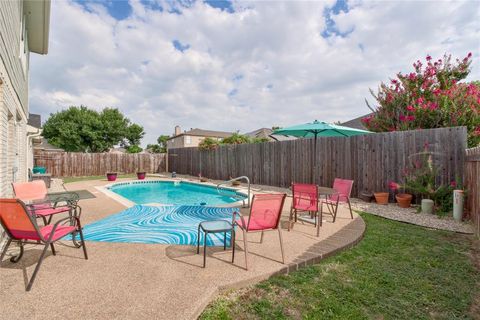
[231, 181, 241, 186]
[359, 191, 373, 202]
[374, 192, 389, 205]
[137, 172, 146, 180]
[200, 177, 208, 182]
[396, 193, 412, 208]
[421, 199, 434, 214]
[106, 172, 117, 181]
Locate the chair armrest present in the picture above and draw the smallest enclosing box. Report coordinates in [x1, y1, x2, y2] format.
[43, 216, 76, 242]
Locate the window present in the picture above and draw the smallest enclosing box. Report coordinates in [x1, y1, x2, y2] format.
[185, 136, 191, 145]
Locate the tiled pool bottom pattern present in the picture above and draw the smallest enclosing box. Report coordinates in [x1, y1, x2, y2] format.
[76, 205, 235, 246]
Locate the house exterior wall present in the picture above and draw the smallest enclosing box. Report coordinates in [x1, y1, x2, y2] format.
[0, 0, 47, 251]
[166, 135, 223, 149]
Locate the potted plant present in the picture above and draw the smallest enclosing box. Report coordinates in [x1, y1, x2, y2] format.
[137, 170, 146, 180]
[389, 182, 413, 208]
[106, 172, 117, 181]
[229, 176, 241, 186]
[199, 173, 208, 182]
[374, 192, 389, 205]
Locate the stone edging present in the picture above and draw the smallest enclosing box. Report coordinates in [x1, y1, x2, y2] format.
[192, 216, 366, 319]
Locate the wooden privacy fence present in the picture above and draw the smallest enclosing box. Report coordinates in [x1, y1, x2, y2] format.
[465, 147, 480, 236]
[168, 127, 467, 198]
[34, 151, 166, 177]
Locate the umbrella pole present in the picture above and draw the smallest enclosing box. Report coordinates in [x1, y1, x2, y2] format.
[311, 135, 317, 184]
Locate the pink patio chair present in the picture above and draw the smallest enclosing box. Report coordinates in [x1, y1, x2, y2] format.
[288, 183, 319, 232]
[12, 180, 71, 225]
[0, 199, 88, 291]
[233, 193, 287, 270]
[320, 178, 354, 228]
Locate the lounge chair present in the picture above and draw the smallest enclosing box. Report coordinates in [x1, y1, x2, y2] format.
[233, 193, 286, 270]
[0, 199, 88, 291]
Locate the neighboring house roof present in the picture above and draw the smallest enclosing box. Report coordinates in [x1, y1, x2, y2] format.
[28, 113, 41, 129]
[245, 128, 274, 139]
[167, 128, 233, 140]
[245, 127, 297, 142]
[34, 138, 64, 152]
[340, 113, 374, 130]
[270, 134, 298, 141]
[24, 0, 51, 54]
[109, 147, 127, 154]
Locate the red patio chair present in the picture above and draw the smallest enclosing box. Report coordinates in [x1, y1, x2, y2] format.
[288, 183, 319, 232]
[12, 180, 72, 225]
[233, 193, 286, 270]
[320, 178, 354, 228]
[0, 199, 88, 291]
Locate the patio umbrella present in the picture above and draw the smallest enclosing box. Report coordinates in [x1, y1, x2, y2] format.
[273, 120, 371, 182]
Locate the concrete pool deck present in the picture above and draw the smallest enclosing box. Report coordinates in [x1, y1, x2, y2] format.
[0, 177, 365, 320]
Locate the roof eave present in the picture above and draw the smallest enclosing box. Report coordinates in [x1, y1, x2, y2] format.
[24, 0, 51, 55]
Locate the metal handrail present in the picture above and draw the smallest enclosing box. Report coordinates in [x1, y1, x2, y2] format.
[216, 176, 251, 208]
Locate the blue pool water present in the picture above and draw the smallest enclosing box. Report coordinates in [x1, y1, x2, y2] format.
[74, 205, 234, 246]
[108, 181, 246, 206]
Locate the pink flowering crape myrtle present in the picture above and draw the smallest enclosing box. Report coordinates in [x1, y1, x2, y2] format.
[363, 53, 480, 147]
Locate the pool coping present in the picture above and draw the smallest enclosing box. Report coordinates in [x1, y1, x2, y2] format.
[96, 178, 252, 209]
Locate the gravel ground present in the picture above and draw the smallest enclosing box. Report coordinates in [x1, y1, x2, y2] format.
[350, 198, 474, 234]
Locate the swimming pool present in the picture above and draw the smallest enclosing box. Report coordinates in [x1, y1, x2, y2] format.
[107, 180, 247, 206]
[75, 205, 234, 245]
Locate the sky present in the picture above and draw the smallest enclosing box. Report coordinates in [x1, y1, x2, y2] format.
[29, 0, 480, 145]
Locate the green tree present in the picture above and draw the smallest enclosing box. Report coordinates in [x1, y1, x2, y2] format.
[221, 133, 251, 144]
[199, 137, 220, 150]
[157, 135, 170, 152]
[126, 145, 143, 153]
[146, 144, 163, 153]
[43, 106, 145, 152]
[124, 123, 145, 147]
[99, 108, 130, 148]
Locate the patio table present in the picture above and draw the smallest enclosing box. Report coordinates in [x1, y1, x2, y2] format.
[23, 190, 96, 247]
[296, 186, 336, 224]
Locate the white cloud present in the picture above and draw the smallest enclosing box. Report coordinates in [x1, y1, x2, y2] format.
[29, 0, 480, 145]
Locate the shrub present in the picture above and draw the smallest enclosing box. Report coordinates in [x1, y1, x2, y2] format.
[199, 137, 220, 150]
[364, 53, 480, 147]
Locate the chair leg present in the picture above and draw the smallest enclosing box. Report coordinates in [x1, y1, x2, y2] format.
[316, 215, 321, 237]
[197, 225, 201, 254]
[50, 243, 56, 256]
[277, 228, 285, 264]
[242, 229, 249, 270]
[260, 230, 264, 243]
[347, 198, 353, 219]
[203, 232, 207, 268]
[231, 229, 235, 263]
[333, 203, 339, 223]
[223, 231, 226, 250]
[26, 242, 50, 291]
[288, 207, 293, 231]
[320, 203, 323, 227]
[10, 242, 24, 263]
[77, 224, 88, 260]
[0, 238, 12, 262]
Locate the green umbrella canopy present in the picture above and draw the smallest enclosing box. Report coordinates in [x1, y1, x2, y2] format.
[273, 120, 371, 138]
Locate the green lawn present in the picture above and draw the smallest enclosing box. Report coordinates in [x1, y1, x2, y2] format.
[201, 213, 480, 320]
[62, 174, 137, 184]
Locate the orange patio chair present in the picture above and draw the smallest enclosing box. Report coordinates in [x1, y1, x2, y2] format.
[0, 199, 88, 291]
